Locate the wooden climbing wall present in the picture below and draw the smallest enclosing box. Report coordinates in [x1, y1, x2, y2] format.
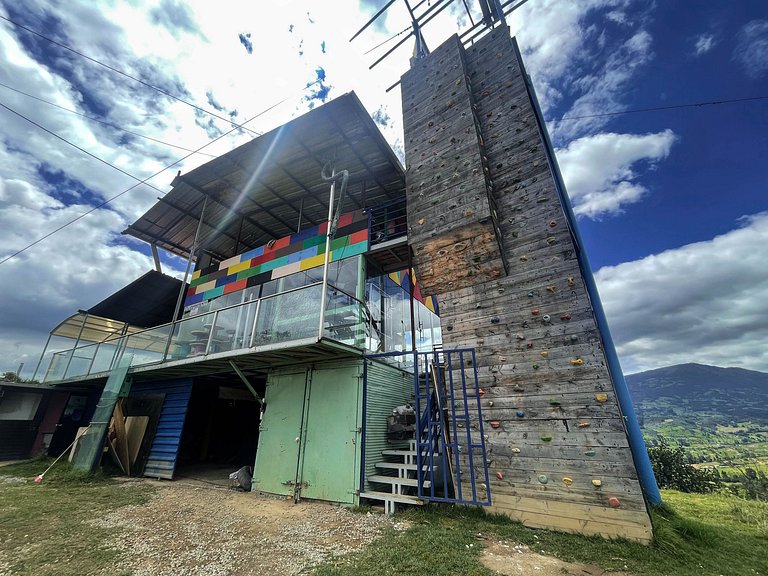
[401, 27, 653, 543]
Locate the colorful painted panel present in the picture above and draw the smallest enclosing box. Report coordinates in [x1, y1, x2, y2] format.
[185, 210, 369, 306]
[388, 268, 439, 315]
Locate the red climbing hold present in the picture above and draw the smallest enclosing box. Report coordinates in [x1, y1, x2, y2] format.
[608, 497, 621, 508]
[490, 420, 501, 429]
[496, 471, 504, 480]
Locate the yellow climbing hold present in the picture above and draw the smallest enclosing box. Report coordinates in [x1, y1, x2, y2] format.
[595, 393, 608, 403]
[562, 477, 573, 487]
[546, 285, 556, 292]
[570, 358, 584, 366]
[592, 479, 602, 487]
[567, 276, 575, 286]
[578, 421, 591, 428]
[520, 255, 528, 262]
[540, 351, 548, 358]
[465, 209, 473, 217]
[418, 218, 425, 225]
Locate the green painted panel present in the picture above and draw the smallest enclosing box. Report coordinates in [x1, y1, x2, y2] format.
[300, 362, 362, 504]
[364, 360, 414, 492]
[252, 370, 307, 496]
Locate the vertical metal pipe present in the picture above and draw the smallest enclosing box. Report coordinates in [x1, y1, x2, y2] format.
[317, 169, 336, 340]
[151, 244, 162, 273]
[164, 196, 209, 358]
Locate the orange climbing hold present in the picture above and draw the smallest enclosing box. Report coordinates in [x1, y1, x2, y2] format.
[478, 388, 486, 397]
[578, 421, 591, 428]
[570, 358, 584, 366]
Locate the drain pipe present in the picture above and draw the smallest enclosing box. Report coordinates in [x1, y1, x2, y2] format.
[514, 39, 661, 506]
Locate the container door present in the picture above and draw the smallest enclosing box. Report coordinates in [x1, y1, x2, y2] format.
[298, 364, 361, 504]
[252, 370, 308, 496]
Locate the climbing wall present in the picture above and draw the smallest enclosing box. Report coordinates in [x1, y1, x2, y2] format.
[401, 27, 653, 543]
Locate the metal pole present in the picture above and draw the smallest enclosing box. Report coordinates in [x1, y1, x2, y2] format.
[31, 332, 52, 382]
[164, 195, 209, 358]
[317, 168, 336, 340]
[62, 312, 89, 379]
[151, 244, 162, 273]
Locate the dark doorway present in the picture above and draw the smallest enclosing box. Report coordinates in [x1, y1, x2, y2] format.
[175, 373, 265, 482]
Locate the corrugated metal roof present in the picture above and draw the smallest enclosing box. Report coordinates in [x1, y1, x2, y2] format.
[124, 92, 405, 261]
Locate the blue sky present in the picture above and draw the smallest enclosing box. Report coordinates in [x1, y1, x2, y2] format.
[0, 0, 766, 377]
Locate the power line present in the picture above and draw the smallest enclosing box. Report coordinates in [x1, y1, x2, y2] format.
[0, 13, 261, 137]
[559, 95, 768, 121]
[0, 80, 216, 158]
[0, 92, 294, 266]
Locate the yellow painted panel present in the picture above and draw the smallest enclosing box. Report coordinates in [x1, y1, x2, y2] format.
[228, 260, 252, 275]
[300, 254, 325, 271]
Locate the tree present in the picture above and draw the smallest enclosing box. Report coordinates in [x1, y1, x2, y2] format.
[647, 436, 719, 493]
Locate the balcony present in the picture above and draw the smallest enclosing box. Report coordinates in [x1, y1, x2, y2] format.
[37, 282, 373, 384]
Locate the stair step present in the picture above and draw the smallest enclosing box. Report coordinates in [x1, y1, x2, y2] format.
[376, 462, 417, 471]
[368, 475, 431, 488]
[381, 449, 417, 457]
[360, 491, 424, 506]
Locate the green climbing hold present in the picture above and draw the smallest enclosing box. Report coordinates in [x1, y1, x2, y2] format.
[538, 474, 548, 484]
[541, 434, 552, 442]
[584, 450, 596, 457]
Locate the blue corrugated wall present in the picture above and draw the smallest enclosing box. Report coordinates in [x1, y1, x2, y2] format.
[132, 378, 193, 480]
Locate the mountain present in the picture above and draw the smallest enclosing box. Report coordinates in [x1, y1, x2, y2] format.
[626, 363, 768, 423]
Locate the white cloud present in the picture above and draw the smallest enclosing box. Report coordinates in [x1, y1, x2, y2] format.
[693, 33, 716, 56]
[595, 213, 768, 374]
[551, 29, 654, 141]
[733, 19, 768, 79]
[556, 130, 677, 218]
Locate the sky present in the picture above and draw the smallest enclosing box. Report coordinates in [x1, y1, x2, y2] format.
[0, 0, 767, 378]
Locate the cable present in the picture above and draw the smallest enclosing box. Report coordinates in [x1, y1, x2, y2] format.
[363, 25, 411, 55]
[0, 13, 260, 137]
[0, 89, 301, 266]
[0, 80, 216, 157]
[559, 95, 768, 121]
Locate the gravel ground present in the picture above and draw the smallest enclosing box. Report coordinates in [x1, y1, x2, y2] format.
[88, 479, 405, 576]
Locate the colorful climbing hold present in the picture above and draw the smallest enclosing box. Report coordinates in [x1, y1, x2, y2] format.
[549, 220, 557, 228]
[511, 447, 521, 454]
[496, 471, 504, 480]
[478, 388, 486, 397]
[570, 358, 584, 366]
[548, 399, 560, 406]
[490, 420, 501, 429]
[560, 313, 572, 321]
[526, 341, 533, 348]
[541, 434, 552, 442]
[567, 276, 575, 286]
[540, 351, 549, 358]
[578, 421, 591, 428]
[532, 309, 540, 316]
[562, 477, 573, 487]
[595, 393, 608, 403]
[546, 285, 556, 293]
[418, 218, 425, 225]
[532, 363, 540, 369]
[516, 410, 525, 417]
[542, 314, 551, 322]
[527, 290, 537, 297]
[538, 474, 549, 484]
[592, 479, 602, 488]
[608, 497, 621, 508]
[520, 255, 528, 262]
[584, 450, 596, 457]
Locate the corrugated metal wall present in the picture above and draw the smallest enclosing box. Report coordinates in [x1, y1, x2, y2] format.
[363, 360, 414, 492]
[133, 378, 193, 480]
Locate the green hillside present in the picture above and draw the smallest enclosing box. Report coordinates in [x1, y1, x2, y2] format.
[625, 363, 768, 469]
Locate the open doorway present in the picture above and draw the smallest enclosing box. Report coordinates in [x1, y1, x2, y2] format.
[175, 372, 265, 486]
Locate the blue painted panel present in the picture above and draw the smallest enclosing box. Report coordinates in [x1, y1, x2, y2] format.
[132, 379, 193, 480]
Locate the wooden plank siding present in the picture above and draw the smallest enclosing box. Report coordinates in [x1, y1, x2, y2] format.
[401, 26, 652, 543]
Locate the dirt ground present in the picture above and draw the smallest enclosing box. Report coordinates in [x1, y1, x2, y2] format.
[88, 475, 628, 576]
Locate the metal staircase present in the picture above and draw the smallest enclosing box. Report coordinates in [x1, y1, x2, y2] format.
[361, 348, 492, 514]
[361, 439, 427, 514]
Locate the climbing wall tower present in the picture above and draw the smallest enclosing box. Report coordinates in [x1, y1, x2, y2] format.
[401, 27, 654, 542]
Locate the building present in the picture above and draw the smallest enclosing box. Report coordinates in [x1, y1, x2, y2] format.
[30, 24, 657, 543]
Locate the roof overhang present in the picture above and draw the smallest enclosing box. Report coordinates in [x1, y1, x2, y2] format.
[124, 92, 405, 261]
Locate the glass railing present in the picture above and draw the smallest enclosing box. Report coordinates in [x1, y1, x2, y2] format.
[42, 282, 374, 383]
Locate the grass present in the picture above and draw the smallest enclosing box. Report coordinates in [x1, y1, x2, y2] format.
[0, 457, 153, 576]
[315, 491, 768, 576]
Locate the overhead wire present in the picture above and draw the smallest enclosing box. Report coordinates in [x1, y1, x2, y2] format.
[0, 13, 261, 137]
[0, 84, 314, 266]
[0, 80, 216, 158]
[559, 95, 768, 121]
